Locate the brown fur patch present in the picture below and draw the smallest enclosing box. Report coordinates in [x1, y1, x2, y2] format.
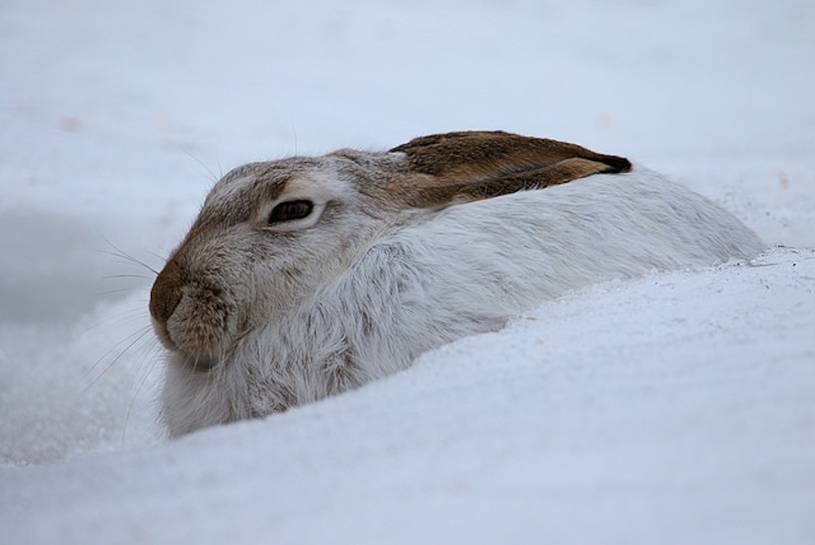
[149, 257, 185, 346]
[389, 130, 631, 208]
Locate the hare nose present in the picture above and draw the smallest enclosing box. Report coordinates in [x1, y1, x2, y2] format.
[149, 257, 184, 327]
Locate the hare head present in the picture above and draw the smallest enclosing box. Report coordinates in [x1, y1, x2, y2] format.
[149, 131, 630, 372]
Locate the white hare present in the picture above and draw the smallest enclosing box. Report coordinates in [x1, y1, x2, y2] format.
[149, 131, 765, 436]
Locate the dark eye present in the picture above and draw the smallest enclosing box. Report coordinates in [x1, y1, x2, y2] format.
[268, 200, 314, 223]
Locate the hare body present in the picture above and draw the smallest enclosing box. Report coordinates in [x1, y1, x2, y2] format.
[158, 163, 764, 437]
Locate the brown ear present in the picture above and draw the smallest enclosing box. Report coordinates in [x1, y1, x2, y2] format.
[388, 130, 631, 208]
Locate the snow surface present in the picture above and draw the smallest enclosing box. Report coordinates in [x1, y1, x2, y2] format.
[1, 0, 814, 543]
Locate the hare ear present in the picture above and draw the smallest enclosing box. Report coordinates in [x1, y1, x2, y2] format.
[388, 131, 631, 208]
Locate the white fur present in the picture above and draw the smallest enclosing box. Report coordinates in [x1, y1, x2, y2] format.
[160, 166, 766, 436]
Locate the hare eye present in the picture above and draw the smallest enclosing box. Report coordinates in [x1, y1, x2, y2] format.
[268, 200, 314, 223]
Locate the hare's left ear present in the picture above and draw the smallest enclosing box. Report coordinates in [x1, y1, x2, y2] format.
[387, 130, 631, 208]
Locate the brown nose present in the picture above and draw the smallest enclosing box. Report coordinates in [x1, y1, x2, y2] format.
[149, 257, 184, 326]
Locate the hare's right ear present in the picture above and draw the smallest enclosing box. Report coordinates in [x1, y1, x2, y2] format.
[387, 131, 631, 209]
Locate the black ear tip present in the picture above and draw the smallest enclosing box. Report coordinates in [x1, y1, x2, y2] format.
[602, 155, 632, 173]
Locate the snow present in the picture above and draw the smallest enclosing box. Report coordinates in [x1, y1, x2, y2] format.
[1, 0, 814, 543]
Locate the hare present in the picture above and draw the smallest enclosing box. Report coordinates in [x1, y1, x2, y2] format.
[149, 131, 765, 436]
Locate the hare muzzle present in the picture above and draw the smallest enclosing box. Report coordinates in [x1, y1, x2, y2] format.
[150, 257, 232, 369]
[149, 258, 184, 350]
